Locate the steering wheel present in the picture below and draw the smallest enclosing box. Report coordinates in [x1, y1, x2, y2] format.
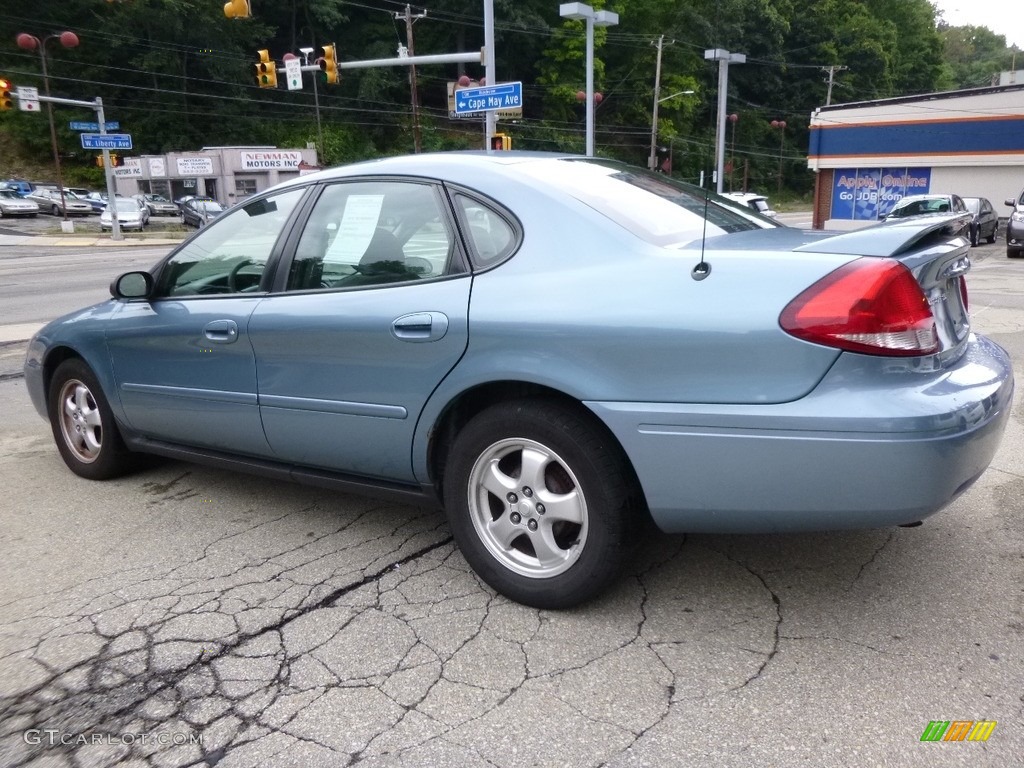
[227, 260, 255, 292]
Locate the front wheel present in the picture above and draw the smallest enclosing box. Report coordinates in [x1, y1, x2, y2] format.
[48, 359, 137, 480]
[442, 400, 634, 609]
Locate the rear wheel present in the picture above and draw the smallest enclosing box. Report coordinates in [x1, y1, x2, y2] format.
[51, 204, 60, 216]
[48, 359, 136, 480]
[986, 227, 997, 244]
[442, 399, 633, 609]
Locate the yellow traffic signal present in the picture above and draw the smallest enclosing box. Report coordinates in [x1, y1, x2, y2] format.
[0, 78, 12, 111]
[95, 154, 104, 168]
[255, 49, 277, 88]
[490, 133, 511, 151]
[320, 44, 338, 85]
[110, 153, 123, 167]
[223, 0, 250, 18]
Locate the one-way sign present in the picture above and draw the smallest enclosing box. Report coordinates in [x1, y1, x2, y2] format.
[454, 81, 523, 114]
[80, 133, 133, 150]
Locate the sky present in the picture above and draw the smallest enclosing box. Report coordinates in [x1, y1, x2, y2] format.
[932, 0, 1024, 52]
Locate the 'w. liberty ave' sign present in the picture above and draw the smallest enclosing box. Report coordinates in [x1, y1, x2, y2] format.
[454, 82, 523, 114]
[80, 133, 133, 150]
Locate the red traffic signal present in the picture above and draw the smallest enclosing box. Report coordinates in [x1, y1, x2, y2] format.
[490, 133, 511, 151]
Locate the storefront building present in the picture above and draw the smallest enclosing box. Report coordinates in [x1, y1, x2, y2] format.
[113, 145, 319, 205]
[807, 82, 1024, 230]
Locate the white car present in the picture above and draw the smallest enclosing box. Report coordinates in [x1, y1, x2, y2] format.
[0, 189, 40, 217]
[721, 192, 778, 219]
[100, 198, 147, 230]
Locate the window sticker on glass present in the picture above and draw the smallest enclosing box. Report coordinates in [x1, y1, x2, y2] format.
[325, 195, 385, 261]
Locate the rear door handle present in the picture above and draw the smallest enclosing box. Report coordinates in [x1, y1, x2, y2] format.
[203, 319, 239, 343]
[392, 312, 449, 342]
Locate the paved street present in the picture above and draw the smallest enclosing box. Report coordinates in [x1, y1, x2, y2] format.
[0, 237, 1021, 767]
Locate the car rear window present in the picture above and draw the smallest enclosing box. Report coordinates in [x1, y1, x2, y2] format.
[514, 158, 776, 246]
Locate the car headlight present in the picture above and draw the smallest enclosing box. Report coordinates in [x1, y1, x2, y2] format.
[1012, 211, 1024, 223]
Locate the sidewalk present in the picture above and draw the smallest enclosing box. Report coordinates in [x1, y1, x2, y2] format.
[0, 232, 186, 247]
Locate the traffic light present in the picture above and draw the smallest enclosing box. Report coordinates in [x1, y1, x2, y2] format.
[110, 153, 123, 167]
[655, 145, 671, 173]
[320, 44, 338, 84]
[0, 78, 12, 111]
[95, 154, 104, 168]
[255, 49, 277, 88]
[490, 133, 511, 151]
[223, 0, 250, 18]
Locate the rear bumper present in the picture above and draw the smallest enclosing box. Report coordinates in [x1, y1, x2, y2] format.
[587, 335, 1013, 533]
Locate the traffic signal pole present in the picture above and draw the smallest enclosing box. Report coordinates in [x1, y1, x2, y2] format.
[18, 91, 123, 241]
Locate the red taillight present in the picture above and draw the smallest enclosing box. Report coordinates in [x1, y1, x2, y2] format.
[780, 258, 939, 356]
[959, 275, 969, 311]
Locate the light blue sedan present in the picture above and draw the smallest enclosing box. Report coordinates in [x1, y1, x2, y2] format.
[24, 153, 1014, 608]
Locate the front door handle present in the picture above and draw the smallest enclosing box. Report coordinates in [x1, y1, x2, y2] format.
[392, 312, 449, 342]
[203, 319, 239, 343]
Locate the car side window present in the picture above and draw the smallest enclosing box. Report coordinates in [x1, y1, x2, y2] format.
[454, 194, 517, 269]
[156, 188, 304, 297]
[287, 181, 457, 291]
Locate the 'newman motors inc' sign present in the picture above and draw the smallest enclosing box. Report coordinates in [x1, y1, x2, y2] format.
[240, 151, 304, 170]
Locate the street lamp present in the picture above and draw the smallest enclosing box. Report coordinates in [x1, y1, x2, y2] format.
[728, 113, 738, 191]
[16, 31, 79, 222]
[704, 48, 745, 194]
[771, 119, 787, 197]
[649, 89, 694, 171]
[559, 2, 619, 157]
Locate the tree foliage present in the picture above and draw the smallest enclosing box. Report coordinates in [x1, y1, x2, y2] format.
[0, 0, 1017, 193]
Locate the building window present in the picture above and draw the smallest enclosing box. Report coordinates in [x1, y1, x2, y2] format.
[235, 178, 258, 198]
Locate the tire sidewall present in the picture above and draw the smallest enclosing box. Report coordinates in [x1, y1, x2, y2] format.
[442, 400, 629, 609]
[47, 358, 132, 481]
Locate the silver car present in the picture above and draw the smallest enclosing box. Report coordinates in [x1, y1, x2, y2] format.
[100, 198, 147, 230]
[0, 189, 40, 217]
[134, 193, 180, 217]
[27, 188, 93, 217]
[23, 152, 1014, 608]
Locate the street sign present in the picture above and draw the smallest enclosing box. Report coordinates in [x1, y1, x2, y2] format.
[80, 133, 133, 150]
[284, 58, 302, 91]
[70, 120, 120, 131]
[16, 86, 40, 112]
[453, 81, 522, 114]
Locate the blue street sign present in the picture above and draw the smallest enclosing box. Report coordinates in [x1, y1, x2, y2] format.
[454, 81, 523, 114]
[69, 121, 120, 131]
[80, 133, 133, 150]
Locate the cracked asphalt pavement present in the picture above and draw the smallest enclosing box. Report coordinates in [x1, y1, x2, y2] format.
[1, 245, 1022, 767]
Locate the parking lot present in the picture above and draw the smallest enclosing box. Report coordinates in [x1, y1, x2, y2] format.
[0, 235, 1020, 767]
[0, 207, 188, 238]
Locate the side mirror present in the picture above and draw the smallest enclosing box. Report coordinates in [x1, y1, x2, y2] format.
[111, 271, 154, 299]
[1006, 199, 1018, 208]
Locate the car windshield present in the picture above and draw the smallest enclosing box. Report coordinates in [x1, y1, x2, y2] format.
[515, 158, 775, 246]
[147, 195, 169, 202]
[0, 191, 20, 200]
[112, 200, 139, 212]
[963, 199, 980, 214]
[890, 197, 950, 216]
[195, 201, 224, 213]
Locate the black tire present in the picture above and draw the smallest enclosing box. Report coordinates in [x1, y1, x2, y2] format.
[48, 359, 137, 480]
[1009, 249, 1023, 259]
[442, 399, 634, 609]
[51, 204, 60, 216]
[986, 228, 997, 244]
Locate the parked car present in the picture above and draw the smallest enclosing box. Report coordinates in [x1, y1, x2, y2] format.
[1005, 190, 1024, 258]
[721, 191, 778, 219]
[100, 198, 147, 230]
[961, 197, 998, 246]
[26, 188, 93, 217]
[0, 189, 40, 217]
[82, 192, 110, 214]
[23, 153, 1013, 609]
[180, 197, 224, 228]
[134, 193, 180, 217]
[1, 179, 35, 197]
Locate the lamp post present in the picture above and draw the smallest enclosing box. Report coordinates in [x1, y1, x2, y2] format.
[559, 2, 619, 157]
[649, 88, 694, 171]
[728, 113, 738, 191]
[16, 31, 79, 222]
[771, 119, 786, 197]
[704, 48, 745, 194]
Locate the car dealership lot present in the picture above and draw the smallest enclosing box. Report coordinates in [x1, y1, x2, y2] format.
[0, 237, 1021, 766]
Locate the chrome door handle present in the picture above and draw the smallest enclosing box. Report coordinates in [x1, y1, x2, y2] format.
[392, 312, 449, 342]
[203, 319, 239, 343]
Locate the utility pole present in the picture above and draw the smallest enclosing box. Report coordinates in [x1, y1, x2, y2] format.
[648, 35, 665, 170]
[395, 4, 427, 153]
[821, 64, 847, 106]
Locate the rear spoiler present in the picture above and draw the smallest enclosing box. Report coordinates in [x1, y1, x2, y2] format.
[794, 213, 971, 258]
